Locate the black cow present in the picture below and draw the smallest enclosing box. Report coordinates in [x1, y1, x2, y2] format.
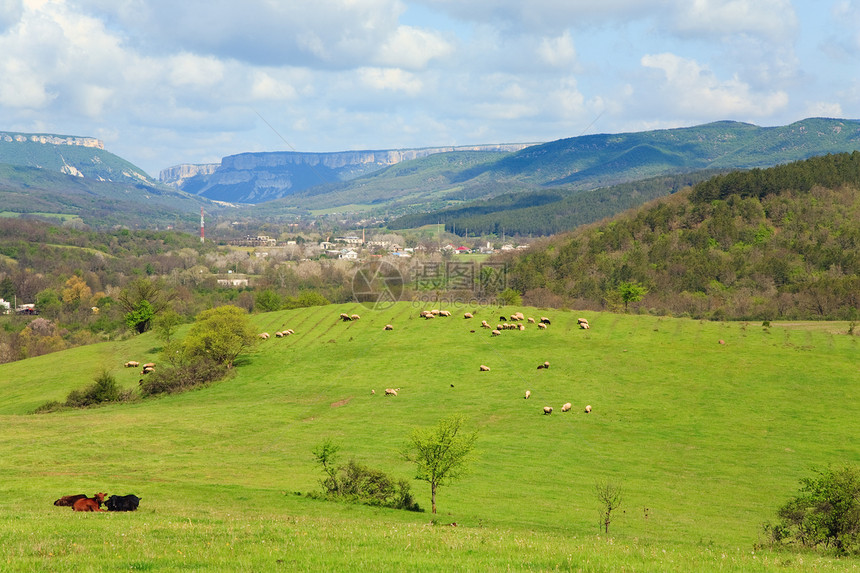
[105, 494, 141, 511]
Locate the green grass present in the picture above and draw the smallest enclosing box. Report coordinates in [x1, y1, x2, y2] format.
[1, 304, 858, 571]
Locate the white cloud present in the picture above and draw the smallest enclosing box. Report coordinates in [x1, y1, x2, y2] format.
[250, 71, 299, 101]
[358, 67, 423, 95]
[671, 0, 797, 41]
[167, 53, 226, 89]
[537, 31, 577, 68]
[0, 0, 23, 32]
[0, 57, 53, 108]
[375, 25, 454, 69]
[804, 101, 843, 119]
[640, 52, 788, 117]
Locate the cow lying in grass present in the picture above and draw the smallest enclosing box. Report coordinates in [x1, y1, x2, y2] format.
[72, 492, 106, 512]
[106, 494, 141, 511]
[54, 494, 87, 507]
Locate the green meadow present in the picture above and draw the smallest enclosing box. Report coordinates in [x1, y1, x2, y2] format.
[1, 303, 858, 571]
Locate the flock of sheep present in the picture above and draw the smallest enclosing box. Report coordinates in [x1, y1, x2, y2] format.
[259, 328, 296, 339]
[125, 360, 155, 375]
[360, 307, 595, 417]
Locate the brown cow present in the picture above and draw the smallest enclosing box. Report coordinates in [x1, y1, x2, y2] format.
[73, 492, 107, 512]
[54, 494, 87, 507]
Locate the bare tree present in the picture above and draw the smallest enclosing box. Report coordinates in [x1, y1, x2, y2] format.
[595, 480, 623, 534]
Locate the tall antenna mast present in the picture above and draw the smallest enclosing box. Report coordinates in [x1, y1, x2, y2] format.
[200, 207, 205, 243]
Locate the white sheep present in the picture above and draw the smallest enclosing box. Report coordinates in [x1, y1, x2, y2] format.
[561, 402, 572, 412]
[543, 406, 553, 415]
[524, 390, 531, 399]
[585, 404, 592, 413]
[479, 365, 490, 371]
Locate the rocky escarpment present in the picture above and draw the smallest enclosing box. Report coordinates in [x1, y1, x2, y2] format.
[0, 131, 154, 184]
[159, 144, 537, 204]
[159, 163, 220, 187]
[1, 132, 105, 149]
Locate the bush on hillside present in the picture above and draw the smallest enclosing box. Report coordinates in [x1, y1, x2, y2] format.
[310, 440, 420, 511]
[33, 370, 135, 413]
[139, 357, 228, 396]
[761, 465, 860, 555]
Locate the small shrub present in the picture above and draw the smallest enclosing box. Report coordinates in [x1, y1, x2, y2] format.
[35, 370, 130, 413]
[762, 465, 860, 556]
[139, 357, 228, 396]
[311, 441, 420, 512]
[33, 400, 64, 414]
[66, 370, 121, 407]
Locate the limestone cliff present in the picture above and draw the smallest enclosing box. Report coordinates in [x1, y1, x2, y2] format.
[1, 132, 104, 149]
[159, 143, 536, 203]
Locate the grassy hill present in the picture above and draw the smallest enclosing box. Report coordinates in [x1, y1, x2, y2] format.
[0, 303, 858, 570]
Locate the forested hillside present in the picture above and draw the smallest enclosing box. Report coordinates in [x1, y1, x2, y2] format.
[389, 170, 724, 236]
[501, 152, 860, 320]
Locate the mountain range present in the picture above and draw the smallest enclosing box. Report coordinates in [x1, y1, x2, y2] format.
[2, 118, 859, 233]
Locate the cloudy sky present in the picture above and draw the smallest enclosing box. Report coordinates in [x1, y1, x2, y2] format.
[2, 0, 859, 177]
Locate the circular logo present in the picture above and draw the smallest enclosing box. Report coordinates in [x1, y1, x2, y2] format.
[352, 261, 404, 310]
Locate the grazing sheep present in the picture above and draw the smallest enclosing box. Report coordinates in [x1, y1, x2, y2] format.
[561, 402, 572, 412]
[124, 361, 139, 368]
[537, 323, 547, 330]
[537, 361, 550, 370]
[464, 312, 473, 319]
[141, 366, 154, 374]
[543, 406, 553, 415]
[527, 317, 535, 323]
[371, 389, 375, 395]
[340, 313, 351, 321]
[384, 324, 393, 330]
[518, 324, 526, 331]
[719, 339, 725, 345]
[350, 314, 361, 321]
[479, 365, 490, 371]
[481, 320, 491, 328]
[585, 404, 592, 413]
[540, 317, 551, 325]
[524, 390, 531, 399]
[578, 318, 590, 329]
[384, 388, 399, 396]
[143, 362, 155, 369]
[439, 310, 451, 317]
[491, 329, 501, 336]
[513, 312, 525, 321]
[430, 309, 441, 316]
[421, 310, 435, 319]
[286, 329, 294, 335]
[258, 332, 270, 339]
[275, 331, 284, 337]
[499, 315, 507, 322]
